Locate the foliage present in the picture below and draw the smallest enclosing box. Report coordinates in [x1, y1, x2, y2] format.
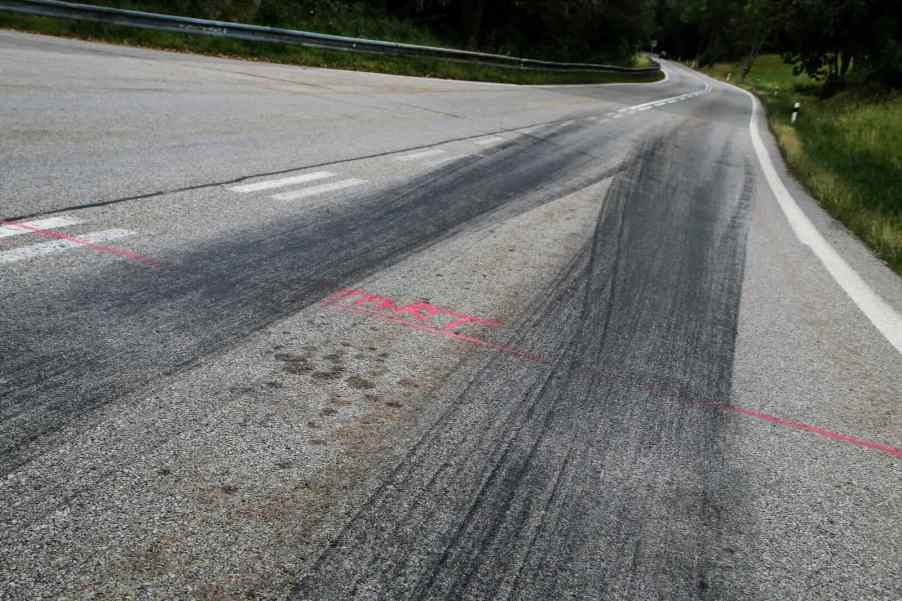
[704, 55, 902, 273]
[655, 0, 902, 88]
[80, 0, 659, 64]
[0, 11, 661, 85]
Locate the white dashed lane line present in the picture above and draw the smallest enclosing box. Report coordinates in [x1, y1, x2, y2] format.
[0, 229, 136, 265]
[271, 178, 367, 201]
[0, 216, 83, 238]
[228, 171, 336, 193]
[395, 149, 447, 162]
[473, 136, 507, 146]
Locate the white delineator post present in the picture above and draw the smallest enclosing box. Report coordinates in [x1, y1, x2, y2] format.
[791, 101, 800, 124]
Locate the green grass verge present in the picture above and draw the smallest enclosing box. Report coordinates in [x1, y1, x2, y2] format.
[703, 55, 902, 275]
[0, 13, 661, 86]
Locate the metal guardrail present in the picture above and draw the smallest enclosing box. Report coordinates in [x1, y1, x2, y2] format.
[0, 0, 661, 75]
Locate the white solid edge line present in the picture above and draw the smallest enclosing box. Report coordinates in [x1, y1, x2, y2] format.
[0, 229, 135, 264]
[272, 178, 367, 201]
[736, 83, 902, 354]
[0, 216, 84, 238]
[395, 149, 446, 161]
[229, 171, 335, 193]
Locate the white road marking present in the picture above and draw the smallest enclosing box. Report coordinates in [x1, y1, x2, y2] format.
[229, 171, 335, 193]
[637, 106, 653, 111]
[425, 154, 468, 167]
[0, 216, 83, 238]
[730, 79, 902, 354]
[395, 149, 446, 162]
[0, 229, 135, 264]
[272, 178, 367, 201]
[474, 136, 506, 146]
[612, 114, 624, 119]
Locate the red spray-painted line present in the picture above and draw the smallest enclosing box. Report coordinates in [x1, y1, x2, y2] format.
[716, 403, 902, 459]
[0, 220, 159, 268]
[323, 288, 900, 460]
[331, 303, 547, 363]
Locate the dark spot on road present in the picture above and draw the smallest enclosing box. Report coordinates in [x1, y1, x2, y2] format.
[221, 484, 239, 495]
[354, 353, 367, 360]
[285, 362, 313, 375]
[347, 376, 375, 390]
[385, 401, 402, 409]
[398, 378, 418, 388]
[312, 368, 344, 381]
[367, 346, 377, 351]
[276, 353, 314, 375]
[324, 353, 343, 363]
[321, 408, 338, 417]
[310, 439, 326, 446]
[307, 420, 320, 429]
[378, 352, 390, 358]
[365, 394, 382, 403]
[265, 381, 284, 389]
[275, 460, 292, 470]
[156, 467, 171, 476]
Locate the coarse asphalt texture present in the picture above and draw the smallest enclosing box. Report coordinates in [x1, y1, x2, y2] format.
[1, 30, 900, 601]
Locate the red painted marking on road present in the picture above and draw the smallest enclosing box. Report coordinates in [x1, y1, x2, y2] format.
[635, 376, 901, 459]
[323, 288, 899, 459]
[716, 403, 902, 459]
[0, 220, 159, 268]
[322, 288, 544, 363]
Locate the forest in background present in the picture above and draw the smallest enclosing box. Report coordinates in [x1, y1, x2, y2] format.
[92, 0, 900, 87]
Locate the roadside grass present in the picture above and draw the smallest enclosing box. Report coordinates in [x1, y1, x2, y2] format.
[704, 55, 902, 275]
[0, 12, 661, 86]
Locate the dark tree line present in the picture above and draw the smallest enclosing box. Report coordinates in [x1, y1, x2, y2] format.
[377, 0, 658, 63]
[371, 0, 902, 85]
[106, 0, 902, 85]
[654, 0, 902, 87]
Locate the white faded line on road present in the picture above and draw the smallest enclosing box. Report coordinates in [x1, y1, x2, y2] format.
[474, 136, 506, 146]
[0, 216, 83, 238]
[395, 149, 446, 162]
[272, 179, 366, 201]
[736, 83, 902, 355]
[425, 154, 469, 167]
[0, 230, 135, 264]
[229, 171, 335, 193]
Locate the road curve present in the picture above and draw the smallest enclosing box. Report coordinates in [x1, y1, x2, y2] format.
[1, 30, 900, 601]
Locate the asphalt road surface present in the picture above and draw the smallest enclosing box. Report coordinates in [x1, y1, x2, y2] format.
[1, 30, 900, 601]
